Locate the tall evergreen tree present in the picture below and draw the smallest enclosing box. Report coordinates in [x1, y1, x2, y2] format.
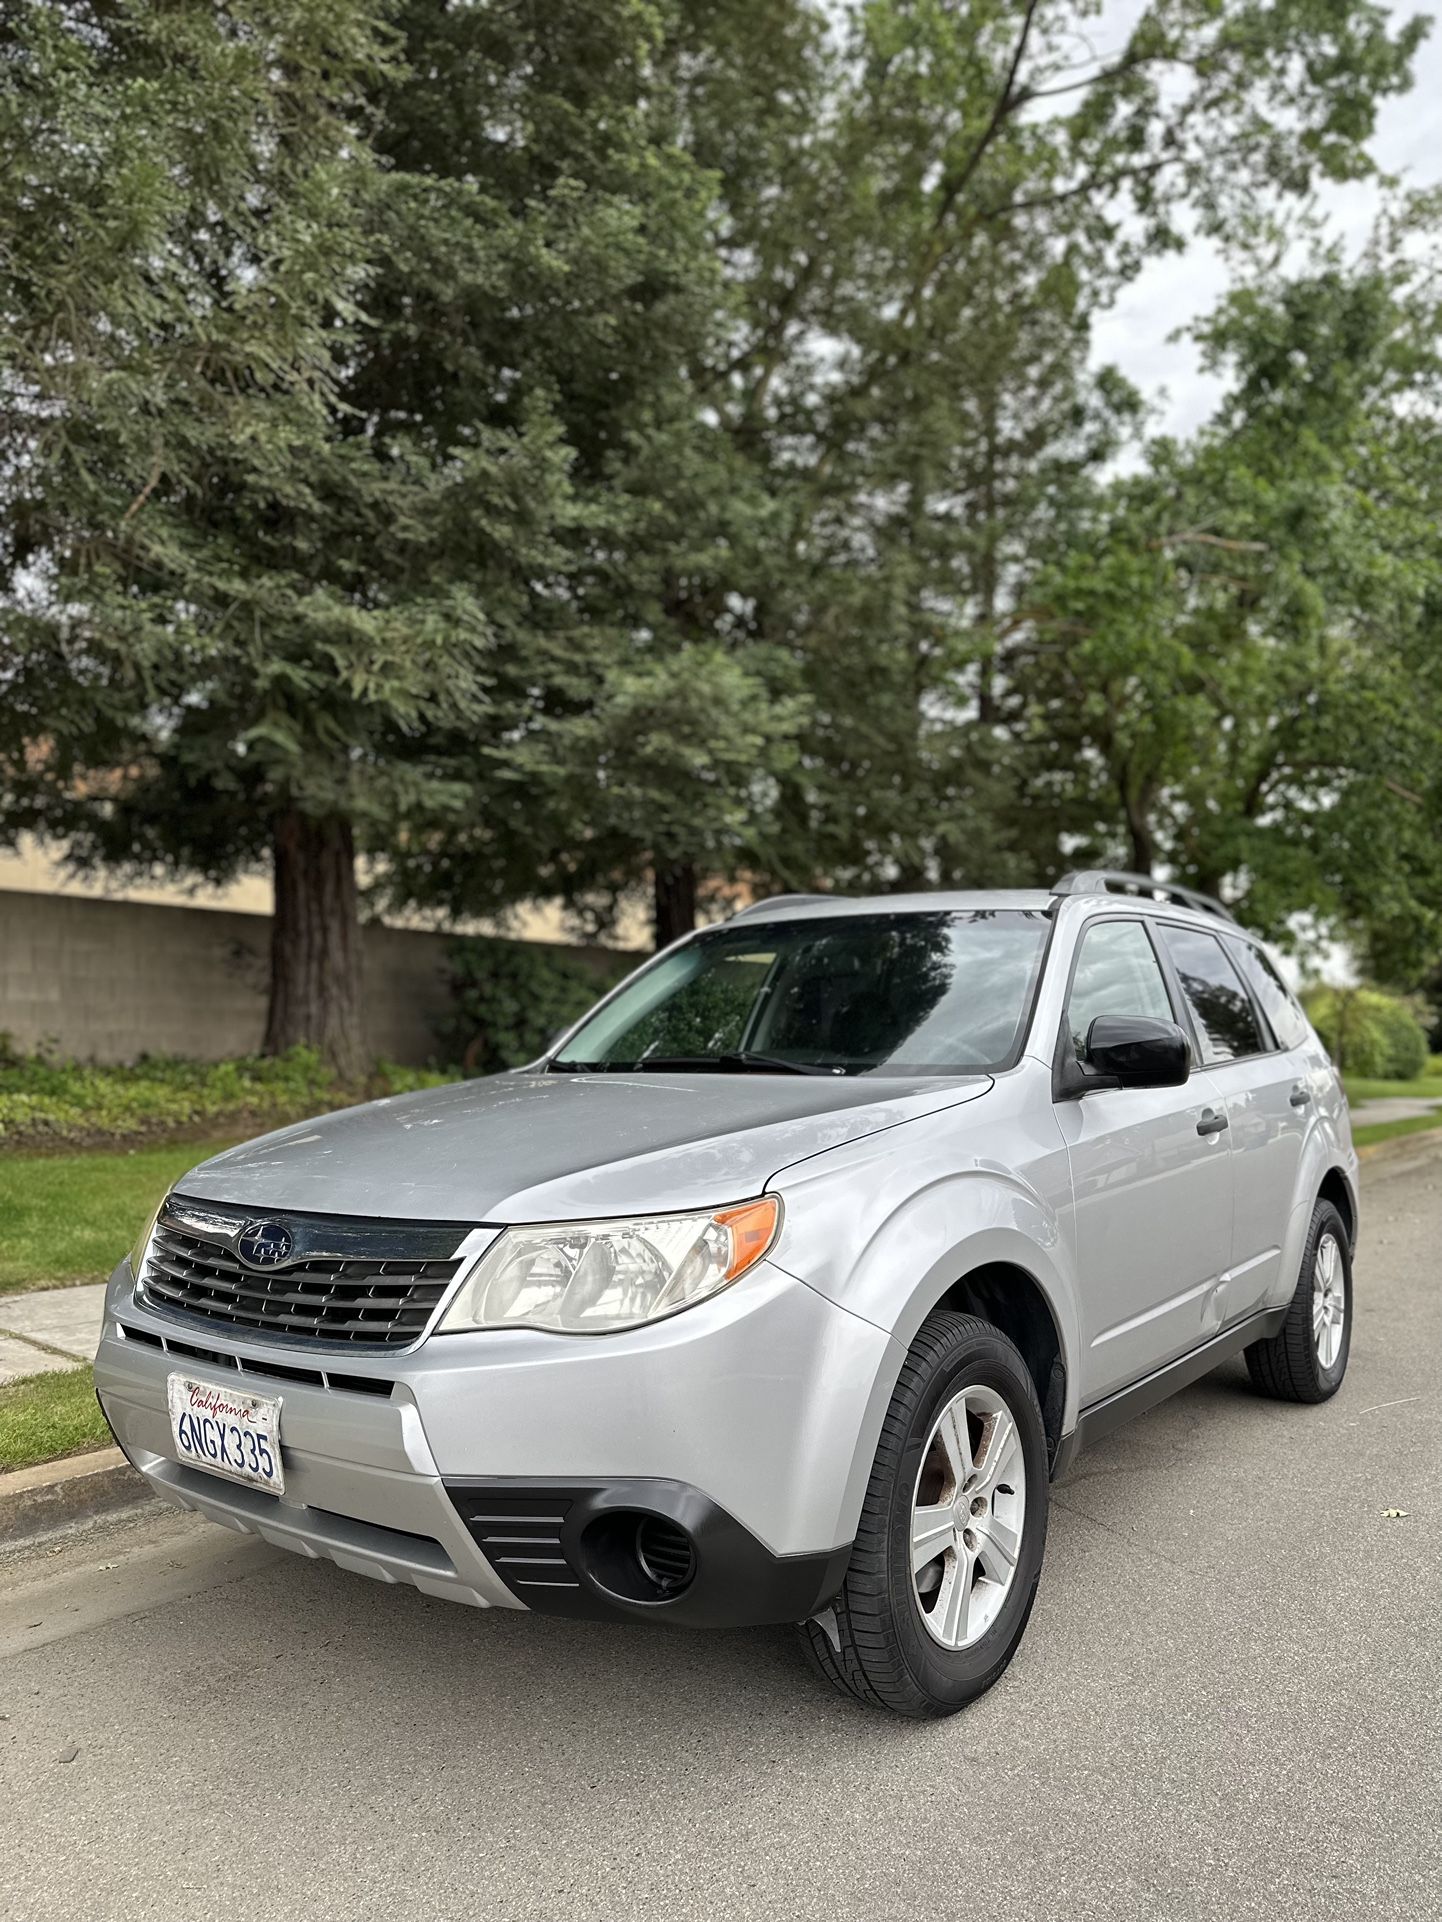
[0, 0, 734, 1056]
[327, 0, 797, 951]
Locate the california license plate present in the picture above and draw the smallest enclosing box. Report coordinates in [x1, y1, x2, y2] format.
[167, 1374, 284, 1495]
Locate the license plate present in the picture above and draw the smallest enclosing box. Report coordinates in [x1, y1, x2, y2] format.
[167, 1373, 284, 1495]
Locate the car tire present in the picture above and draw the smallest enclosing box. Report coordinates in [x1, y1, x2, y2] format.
[1244, 1198, 1352, 1404]
[800, 1310, 1049, 1718]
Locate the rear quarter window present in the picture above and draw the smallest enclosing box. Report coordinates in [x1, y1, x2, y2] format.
[1229, 941, 1312, 1051]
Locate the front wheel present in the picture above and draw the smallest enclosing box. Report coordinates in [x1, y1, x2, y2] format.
[1244, 1198, 1352, 1404]
[801, 1311, 1049, 1718]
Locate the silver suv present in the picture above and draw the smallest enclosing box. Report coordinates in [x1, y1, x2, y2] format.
[95, 872, 1357, 1717]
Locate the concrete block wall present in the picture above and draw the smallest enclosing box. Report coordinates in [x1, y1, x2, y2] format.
[0, 889, 622, 1066]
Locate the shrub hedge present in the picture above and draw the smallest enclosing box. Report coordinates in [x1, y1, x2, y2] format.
[1301, 985, 1430, 1081]
[0, 1044, 452, 1148]
[438, 937, 633, 1074]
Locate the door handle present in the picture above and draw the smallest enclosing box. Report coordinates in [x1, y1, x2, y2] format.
[1289, 1085, 1312, 1108]
[1196, 1109, 1229, 1137]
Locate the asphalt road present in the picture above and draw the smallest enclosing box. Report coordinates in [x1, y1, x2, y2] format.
[4, 1151, 1439, 1922]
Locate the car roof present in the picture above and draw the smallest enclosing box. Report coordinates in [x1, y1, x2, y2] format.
[729, 889, 1056, 923]
[727, 888, 1262, 944]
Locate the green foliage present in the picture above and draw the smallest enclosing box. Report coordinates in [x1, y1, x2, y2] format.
[3, 0, 1438, 1002]
[0, 1047, 450, 1149]
[0, 1367, 111, 1470]
[1024, 216, 1442, 973]
[2, 0, 730, 1052]
[674, 0, 1427, 907]
[440, 941, 632, 1075]
[1303, 987, 1430, 1081]
[1365, 997, 1431, 1084]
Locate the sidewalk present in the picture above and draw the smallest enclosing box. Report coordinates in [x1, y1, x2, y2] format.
[1349, 1095, 1442, 1127]
[0, 1283, 108, 1384]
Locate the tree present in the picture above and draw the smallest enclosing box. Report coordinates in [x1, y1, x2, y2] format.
[348, 0, 800, 951]
[0, 0, 732, 1059]
[1023, 212, 1442, 970]
[673, 0, 1429, 900]
[1, 0, 418, 1076]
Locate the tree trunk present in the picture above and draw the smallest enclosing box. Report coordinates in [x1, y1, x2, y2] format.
[653, 861, 698, 949]
[1122, 786, 1156, 876]
[263, 810, 366, 1081]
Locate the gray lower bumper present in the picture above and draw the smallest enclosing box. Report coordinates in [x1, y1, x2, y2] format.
[94, 1251, 896, 1615]
[95, 1320, 520, 1610]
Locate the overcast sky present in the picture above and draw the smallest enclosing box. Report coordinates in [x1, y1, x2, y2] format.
[1088, 2, 1442, 443]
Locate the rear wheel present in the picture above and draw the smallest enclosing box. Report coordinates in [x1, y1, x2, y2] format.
[1244, 1199, 1352, 1403]
[801, 1311, 1048, 1718]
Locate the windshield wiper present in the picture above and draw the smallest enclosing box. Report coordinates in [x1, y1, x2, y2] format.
[549, 1052, 844, 1076]
[621, 1051, 841, 1077]
[719, 1051, 844, 1077]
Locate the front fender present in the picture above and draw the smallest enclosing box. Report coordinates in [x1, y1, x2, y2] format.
[769, 1083, 1079, 1543]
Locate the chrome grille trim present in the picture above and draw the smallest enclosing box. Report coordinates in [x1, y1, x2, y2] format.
[135, 1197, 486, 1351]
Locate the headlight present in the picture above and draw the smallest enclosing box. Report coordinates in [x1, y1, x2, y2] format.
[130, 1193, 168, 1282]
[437, 1196, 781, 1335]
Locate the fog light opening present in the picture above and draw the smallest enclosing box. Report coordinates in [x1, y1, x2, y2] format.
[579, 1510, 697, 1604]
[634, 1515, 696, 1595]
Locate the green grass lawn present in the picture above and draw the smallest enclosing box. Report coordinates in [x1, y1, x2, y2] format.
[0, 1138, 237, 1296]
[1352, 1110, 1442, 1151]
[1343, 1073, 1442, 1103]
[0, 1364, 111, 1471]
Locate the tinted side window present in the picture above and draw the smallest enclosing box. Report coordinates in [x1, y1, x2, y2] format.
[1066, 920, 1174, 1059]
[1229, 942, 1311, 1051]
[1159, 926, 1264, 1063]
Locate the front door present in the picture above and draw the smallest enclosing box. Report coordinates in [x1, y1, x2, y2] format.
[1052, 917, 1236, 1403]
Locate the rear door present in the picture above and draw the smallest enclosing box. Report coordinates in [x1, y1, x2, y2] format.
[1054, 916, 1236, 1402]
[1154, 922, 1309, 1319]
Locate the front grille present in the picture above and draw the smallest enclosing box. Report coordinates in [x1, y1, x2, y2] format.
[140, 1215, 462, 1349]
[118, 1321, 395, 1396]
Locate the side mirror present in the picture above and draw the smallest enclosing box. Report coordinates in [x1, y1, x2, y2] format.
[1084, 1015, 1190, 1089]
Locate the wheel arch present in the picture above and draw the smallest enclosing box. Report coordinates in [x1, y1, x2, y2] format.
[935, 1261, 1067, 1465]
[829, 1223, 1080, 1548]
[1317, 1164, 1356, 1249]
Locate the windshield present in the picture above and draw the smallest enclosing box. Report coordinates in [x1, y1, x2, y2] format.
[551, 910, 1050, 1076]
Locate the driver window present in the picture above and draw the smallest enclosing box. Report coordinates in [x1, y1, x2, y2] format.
[1066, 920, 1174, 1060]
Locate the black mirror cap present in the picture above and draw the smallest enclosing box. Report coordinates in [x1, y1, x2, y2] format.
[1084, 1015, 1190, 1088]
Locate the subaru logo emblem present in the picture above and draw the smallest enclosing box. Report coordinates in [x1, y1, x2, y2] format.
[237, 1220, 294, 1268]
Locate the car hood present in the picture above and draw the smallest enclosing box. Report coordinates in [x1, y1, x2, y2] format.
[176, 1070, 993, 1224]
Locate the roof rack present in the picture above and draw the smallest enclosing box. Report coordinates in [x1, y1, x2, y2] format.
[1051, 870, 1236, 924]
[730, 893, 844, 919]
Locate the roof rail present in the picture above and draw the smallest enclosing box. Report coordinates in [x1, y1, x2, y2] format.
[731, 892, 843, 919]
[1051, 870, 1237, 924]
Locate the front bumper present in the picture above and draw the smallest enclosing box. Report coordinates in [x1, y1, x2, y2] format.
[94, 1253, 893, 1626]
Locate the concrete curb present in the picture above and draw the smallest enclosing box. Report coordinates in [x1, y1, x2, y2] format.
[0, 1445, 154, 1548]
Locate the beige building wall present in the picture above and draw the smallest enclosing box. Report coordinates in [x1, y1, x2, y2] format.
[0, 837, 636, 945]
[0, 886, 630, 1066]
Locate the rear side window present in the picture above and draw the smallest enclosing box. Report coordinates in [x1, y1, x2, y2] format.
[1065, 920, 1174, 1059]
[1159, 926, 1265, 1063]
[1229, 942, 1311, 1051]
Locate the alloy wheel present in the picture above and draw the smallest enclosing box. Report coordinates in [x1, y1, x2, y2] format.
[910, 1383, 1027, 1651]
[1312, 1231, 1346, 1370]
